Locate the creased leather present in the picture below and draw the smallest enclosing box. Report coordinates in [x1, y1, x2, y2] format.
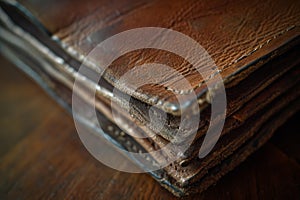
[1, 0, 300, 197]
[2, 0, 300, 114]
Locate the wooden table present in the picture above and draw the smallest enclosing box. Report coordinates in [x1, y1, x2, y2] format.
[0, 55, 299, 199]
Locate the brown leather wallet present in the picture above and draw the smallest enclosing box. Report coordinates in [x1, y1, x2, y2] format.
[0, 0, 299, 196]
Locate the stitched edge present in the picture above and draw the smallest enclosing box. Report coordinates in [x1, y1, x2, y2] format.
[55, 25, 297, 96]
[52, 24, 298, 114]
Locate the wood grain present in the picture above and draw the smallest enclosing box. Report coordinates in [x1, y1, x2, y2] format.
[0, 55, 299, 199]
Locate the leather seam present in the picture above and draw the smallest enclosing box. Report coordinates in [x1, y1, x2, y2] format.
[55, 24, 298, 113]
[61, 25, 297, 96]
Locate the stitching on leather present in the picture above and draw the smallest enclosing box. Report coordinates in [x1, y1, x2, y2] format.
[56, 24, 297, 113]
[166, 25, 297, 95]
[58, 25, 297, 95]
[107, 125, 161, 167]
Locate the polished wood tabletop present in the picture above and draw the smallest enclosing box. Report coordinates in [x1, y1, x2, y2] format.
[0, 55, 299, 199]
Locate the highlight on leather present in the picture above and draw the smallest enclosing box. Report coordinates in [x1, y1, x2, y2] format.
[0, 0, 299, 197]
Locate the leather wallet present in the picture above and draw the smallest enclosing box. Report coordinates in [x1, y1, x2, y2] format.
[0, 0, 299, 196]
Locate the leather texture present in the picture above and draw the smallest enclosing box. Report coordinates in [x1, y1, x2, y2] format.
[1, 0, 300, 141]
[0, 0, 300, 197]
[2, 0, 300, 114]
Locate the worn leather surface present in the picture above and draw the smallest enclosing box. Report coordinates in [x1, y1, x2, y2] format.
[2, 0, 300, 115]
[1, 0, 300, 197]
[1, 23, 299, 194]
[3, 34, 299, 195]
[1, 0, 300, 140]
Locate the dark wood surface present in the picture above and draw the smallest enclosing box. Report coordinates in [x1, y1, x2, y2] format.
[0, 55, 299, 199]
